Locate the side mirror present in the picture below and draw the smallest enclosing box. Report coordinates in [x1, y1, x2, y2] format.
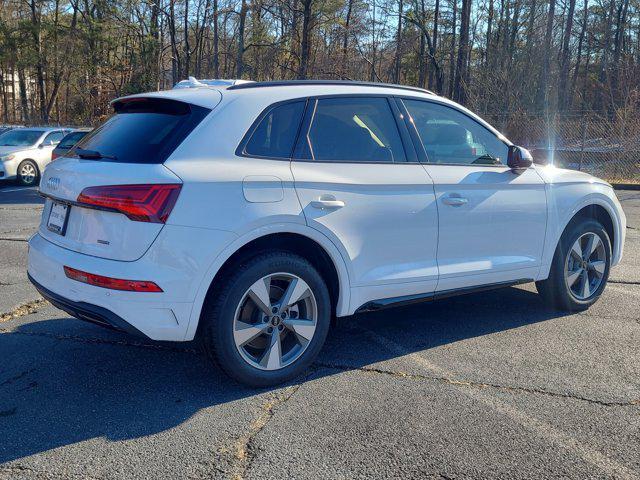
[507, 145, 533, 171]
[37, 143, 44, 149]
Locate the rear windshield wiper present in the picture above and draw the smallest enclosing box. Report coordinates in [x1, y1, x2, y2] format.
[75, 148, 118, 161]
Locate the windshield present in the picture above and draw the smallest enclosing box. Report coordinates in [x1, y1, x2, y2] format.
[58, 131, 88, 149]
[0, 130, 44, 147]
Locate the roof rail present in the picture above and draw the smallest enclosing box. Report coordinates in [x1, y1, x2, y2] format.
[227, 80, 435, 95]
[173, 77, 254, 90]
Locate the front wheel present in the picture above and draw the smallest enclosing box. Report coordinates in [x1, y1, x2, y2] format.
[201, 251, 331, 387]
[536, 219, 611, 311]
[17, 160, 39, 186]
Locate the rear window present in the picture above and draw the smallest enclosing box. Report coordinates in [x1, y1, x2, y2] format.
[70, 98, 210, 164]
[58, 131, 88, 149]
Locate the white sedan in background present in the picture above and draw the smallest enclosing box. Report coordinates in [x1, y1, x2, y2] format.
[0, 127, 71, 185]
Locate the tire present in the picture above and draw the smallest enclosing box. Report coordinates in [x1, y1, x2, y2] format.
[536, 219, 611, 311]
[17, 160, 39, 186]
[200, 251, 331, 387]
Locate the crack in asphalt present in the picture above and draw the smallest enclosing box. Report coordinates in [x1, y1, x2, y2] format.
[0, 237, 28, 242]
[0, 299, 47, 323]
[315, 362, 640, 408]
[227, 382, 305, 480]
[609, 279, 640, 285]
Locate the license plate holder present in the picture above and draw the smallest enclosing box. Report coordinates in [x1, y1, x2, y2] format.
[47, 202, 70, 236]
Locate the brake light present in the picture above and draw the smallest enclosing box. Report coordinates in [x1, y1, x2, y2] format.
[51, 151, 59, 161]
[64, 266, 163, 292]
[77, 184, 181, 223]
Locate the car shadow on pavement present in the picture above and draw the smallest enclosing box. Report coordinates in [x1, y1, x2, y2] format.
[0, 285, 567, 464]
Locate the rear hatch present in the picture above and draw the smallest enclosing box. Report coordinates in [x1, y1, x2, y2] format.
[38, 96, 211, 261]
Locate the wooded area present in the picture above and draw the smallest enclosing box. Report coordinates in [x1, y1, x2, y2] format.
[0, 0, 638, 127]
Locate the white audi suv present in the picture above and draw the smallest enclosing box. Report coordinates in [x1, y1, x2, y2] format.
[28, 80, 626, 386]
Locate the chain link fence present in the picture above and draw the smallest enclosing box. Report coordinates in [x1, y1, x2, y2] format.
[481, 112, 640, 184]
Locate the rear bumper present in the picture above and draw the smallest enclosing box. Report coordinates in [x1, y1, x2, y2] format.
[28, 273, 147, 337]
[27, 227, 236, 341]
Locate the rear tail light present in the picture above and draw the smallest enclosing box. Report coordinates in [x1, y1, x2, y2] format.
[51, 151, 59, 160]
[64, 266, 163, 292]
[76, 184, 181, 223]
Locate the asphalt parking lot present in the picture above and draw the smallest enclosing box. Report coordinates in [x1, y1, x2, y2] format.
[0, 183, 638, 479]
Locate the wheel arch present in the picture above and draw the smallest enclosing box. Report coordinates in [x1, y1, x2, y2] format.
[543, 193, 624, 279]
[184, 225, 351, 341]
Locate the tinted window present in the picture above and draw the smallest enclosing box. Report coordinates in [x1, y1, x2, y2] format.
[43, 131, 66, 145]
[58, 131, 88, 149]
[304, 97, 406, 163]
[245, 101, 305, 158]
[403, 99, 509, 165]
[72, 98, 210, 164]
[0, 130, 44, 146]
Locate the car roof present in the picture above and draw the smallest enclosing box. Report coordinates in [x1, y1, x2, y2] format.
[14, 126, 68, 133]
[114, 79, 441, 110]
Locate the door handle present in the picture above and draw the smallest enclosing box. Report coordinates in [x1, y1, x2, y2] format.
[442, 195, 468, 206]
[310, 195, 345, 210]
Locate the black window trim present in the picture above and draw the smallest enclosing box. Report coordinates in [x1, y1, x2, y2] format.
[236, 93, 420, 165]
[292, 93, 417, 165]
[398, 97, 514, 168]
[235, 98, 310, 161]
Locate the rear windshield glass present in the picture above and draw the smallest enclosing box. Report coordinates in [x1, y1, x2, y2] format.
[58, 131, 89, 149]
[70, 98, 210, 164]
[0, 130, 44, 146]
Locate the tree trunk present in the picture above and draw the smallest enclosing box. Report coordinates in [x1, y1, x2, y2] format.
[448, 0, 457, 98]
[558, 0, 576, 110]
[28, 0, 47, 123]
[428, 0, 440, 89]
[298, 0, 312, 79]
[18, 68, 29, 124]
[393, 0, 403, 83]
[569, 0, 588, 110]
[536, 0, 555, 110]
[341, 0, 353, 78]
[184, 0, 191, 78]
[453, 0, 470, 104]
[236, 0, 248, 78]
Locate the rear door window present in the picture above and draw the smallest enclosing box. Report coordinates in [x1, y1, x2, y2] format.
[301, 97, 406, 163]
[71, 98, 210, 164]
[243, 101, 305, 159]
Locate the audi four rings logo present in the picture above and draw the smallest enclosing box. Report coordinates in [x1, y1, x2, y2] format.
[47, 177, 61, 191]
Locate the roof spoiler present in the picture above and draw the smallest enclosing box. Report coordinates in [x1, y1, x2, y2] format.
[173, 77, 254, 90]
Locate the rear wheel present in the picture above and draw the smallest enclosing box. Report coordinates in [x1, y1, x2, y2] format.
[17, 160, 39, 186]
[201, 251, 331, 387]
[536, 219, 611, 311]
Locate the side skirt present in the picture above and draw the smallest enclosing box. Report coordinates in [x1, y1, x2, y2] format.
[354, 278, 533, 314]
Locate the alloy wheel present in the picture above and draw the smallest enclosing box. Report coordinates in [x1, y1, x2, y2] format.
[19, 163, 37, 185]
[564, 232, 607, 300]
[233, 272, 318, 371]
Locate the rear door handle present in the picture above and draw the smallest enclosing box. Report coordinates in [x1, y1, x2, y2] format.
[310, 195, 345, 210]
[442, 195, 468, 206]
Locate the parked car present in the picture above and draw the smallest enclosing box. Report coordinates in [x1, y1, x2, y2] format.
[28, 80, 626, 387]
[51, 129, 91, 161]
[0, 127, 71, 185]
[0, 125, 22, 136]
